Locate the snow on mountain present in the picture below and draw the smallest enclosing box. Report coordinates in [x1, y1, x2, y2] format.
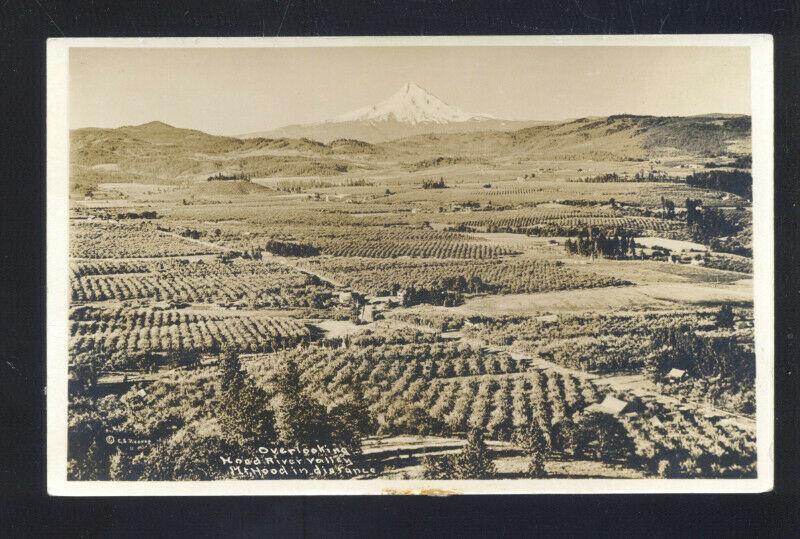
[239, 83, 539, 142]
[330, 82, 496, 125]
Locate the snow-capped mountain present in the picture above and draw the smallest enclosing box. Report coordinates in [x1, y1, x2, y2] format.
[330, 82, 495, 125]
[240, 83, 538, 143]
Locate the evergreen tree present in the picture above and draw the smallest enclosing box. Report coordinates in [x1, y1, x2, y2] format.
[716, 304, 735, 328]
[272, 359, 335, 446]
[421, 454, 455, 479]
[552, 415, 579, 457]
[452, 428, 496, 479]
[218, 349, 275, 446]
[575, 412, 635, 462]
[326, 385, 376, 452]
[514, 422, 548, 478]
[72, 352, 103, 393]
[67, 396, 112, 480]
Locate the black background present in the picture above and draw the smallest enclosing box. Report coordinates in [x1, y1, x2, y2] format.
[1, 1, 798, 536]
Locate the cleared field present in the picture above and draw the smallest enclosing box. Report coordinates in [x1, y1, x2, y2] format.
[471, 307, 721, 346]
[97, 182, 179, 197]
[380, 179, 747, 210]
[458, 280, 752, 315]
[635, 236, 708, 252]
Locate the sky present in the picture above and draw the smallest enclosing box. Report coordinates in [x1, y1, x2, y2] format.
[69, 46, 751, 136]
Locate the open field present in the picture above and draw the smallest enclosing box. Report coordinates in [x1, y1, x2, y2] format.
[458, 280, 752, 315]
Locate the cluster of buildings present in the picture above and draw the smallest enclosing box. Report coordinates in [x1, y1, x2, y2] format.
[337, 289, 408, 323]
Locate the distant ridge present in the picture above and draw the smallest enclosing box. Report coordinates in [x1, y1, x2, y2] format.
[70, 113, 751, 194]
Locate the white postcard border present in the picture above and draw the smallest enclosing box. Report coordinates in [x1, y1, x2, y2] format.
[47, 34, 774, 496]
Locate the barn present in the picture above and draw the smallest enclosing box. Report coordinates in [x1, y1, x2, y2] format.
[360, 305, 376, 323]
[594, 395, 631, 416]
[667, 368, 687, 381]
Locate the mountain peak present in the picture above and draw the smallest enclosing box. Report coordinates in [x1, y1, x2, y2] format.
[331, 83, 495, 125]
[139, 120, 174, 128]
[398, 81, 427, 94]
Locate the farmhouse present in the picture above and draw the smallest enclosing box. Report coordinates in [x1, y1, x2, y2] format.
[508, 351, 532, 361]
[667, 368, 687, 381]
[593, 395, 631, 416]
[359, 305, 376, 323]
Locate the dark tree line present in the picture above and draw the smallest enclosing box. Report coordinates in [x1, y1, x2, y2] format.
[564, 227, 637, 259]
[264, 240, 319, 257]
[179, 228, 203, 239]
[218, 248, 264, 262]
[422, 177, 447, 189]
[421, 413, 635, 480]
[396, 276, 500, 307]
[660, 196, 676, 218]
[402, 286, 465, 308]
[572, 171, 682, 183]
[116, 211, 158, 220]
[686, 170, 752, 200]
[649, 323, 755, 384]
[571, 172, 624, 183]
[634, 169, 674, 182]
[207, 172, 252, 182]
[685, 198, 738, 242]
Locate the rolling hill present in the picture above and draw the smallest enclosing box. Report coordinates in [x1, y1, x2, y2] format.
[70, 113, 751, 194]
[383, 114, 751, 161]
[69, 121, 381, 194]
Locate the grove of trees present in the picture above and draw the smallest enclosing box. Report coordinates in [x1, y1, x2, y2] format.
[264, 239, 320, 257]
[421, 177, 447, 189]
[686, 170, 752, 200]
[564, 227, 637, 259]
[68, 351, 373, 481]
[207, 172, 252, 182]
[685, 198, 739, 243]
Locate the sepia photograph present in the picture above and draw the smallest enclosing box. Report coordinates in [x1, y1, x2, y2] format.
[46, 36, 774, 495]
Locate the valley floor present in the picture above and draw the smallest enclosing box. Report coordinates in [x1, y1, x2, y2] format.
[65, 155, 757, 481]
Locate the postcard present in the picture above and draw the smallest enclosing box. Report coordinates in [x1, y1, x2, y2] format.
[47, 35, 774, 495]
